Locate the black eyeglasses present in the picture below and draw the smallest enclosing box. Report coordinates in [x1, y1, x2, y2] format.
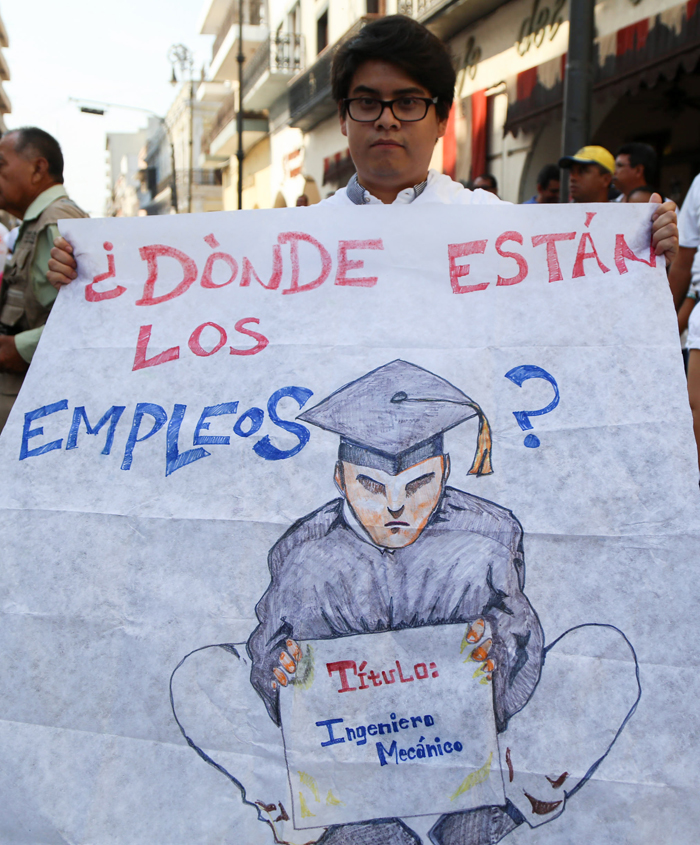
[343, 96, 439, 123]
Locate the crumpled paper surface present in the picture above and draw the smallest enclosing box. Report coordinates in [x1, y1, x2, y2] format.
[0, 203, 698, 844]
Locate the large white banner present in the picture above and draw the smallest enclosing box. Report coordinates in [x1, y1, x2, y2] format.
[0, 202, 698, 845]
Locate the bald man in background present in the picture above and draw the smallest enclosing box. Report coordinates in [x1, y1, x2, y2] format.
[0, 127, 87, 430]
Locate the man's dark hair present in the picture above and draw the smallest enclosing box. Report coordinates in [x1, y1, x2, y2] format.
[11, 127, 64, 183]
[331, 15, 455, 121]
[537, 164, 560, 188]
[627, 185, 655, 200]
[616, 142, 658, 186]
[476, 173, 498, 191]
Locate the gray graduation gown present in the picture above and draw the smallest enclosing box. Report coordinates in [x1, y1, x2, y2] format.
[248, 487, 544, 734]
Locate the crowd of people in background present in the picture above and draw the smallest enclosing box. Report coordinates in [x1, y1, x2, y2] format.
[467, 140, 662, 205]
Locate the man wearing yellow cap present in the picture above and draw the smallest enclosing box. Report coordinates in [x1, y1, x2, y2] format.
[558, 146, 617, 204]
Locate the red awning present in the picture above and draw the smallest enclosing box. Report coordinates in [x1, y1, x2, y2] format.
[504, 0, 700, 136]
[323, 149, 355, 185]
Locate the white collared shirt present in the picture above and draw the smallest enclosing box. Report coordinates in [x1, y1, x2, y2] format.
[323, 168, 505, 207]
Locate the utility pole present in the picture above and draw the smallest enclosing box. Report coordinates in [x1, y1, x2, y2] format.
[189, 78, 194, 214]
[236, 0, 245, 210]
[170, 133, 179, 212]
[560, 0, 595, 200]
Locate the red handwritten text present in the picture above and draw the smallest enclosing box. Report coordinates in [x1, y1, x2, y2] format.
[327, 658, 439, 693]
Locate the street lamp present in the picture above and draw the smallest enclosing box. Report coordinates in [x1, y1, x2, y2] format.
[70, 97, 179, 214]
[168, 44, 195, 214]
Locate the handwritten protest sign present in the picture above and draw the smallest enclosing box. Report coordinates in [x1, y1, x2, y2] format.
[0, 203, 698, 844]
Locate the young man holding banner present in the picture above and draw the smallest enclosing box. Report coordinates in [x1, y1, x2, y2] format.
[41, 13, 680, 845]
[47, 16, 678, 283]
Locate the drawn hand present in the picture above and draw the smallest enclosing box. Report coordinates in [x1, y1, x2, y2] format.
[650, 195, 678, 267]
[463, 618, 495, 683]
[47, 236, 77, 290]
[271, 639, 303, 690]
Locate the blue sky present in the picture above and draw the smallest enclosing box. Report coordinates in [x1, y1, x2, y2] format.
[3, 0, 214, 216]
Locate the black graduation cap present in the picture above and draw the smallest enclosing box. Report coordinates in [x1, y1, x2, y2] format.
[298, 360, 492, 476]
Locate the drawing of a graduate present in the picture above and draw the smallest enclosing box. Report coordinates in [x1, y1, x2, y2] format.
[250, 360, 540, 737]
[172, 360, 641, 845]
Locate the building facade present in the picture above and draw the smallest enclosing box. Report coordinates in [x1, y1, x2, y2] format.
[139, 80, 229, 215]
[197, 0, 700, 209]
[106, 122, 156, 217]
[445, 0, 700, 204]
[200, 0, 407, 209]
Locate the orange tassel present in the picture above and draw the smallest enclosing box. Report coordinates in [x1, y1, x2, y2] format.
[467, 405, 493, 476]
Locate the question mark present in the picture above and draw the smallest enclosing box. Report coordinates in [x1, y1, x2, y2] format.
[504, 365, 560, 448]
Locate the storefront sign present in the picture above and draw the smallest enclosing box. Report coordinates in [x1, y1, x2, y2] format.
[516, 0, 566, 55]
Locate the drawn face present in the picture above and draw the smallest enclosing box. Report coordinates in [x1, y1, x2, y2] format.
[336, 455, 449, 549]
[339, 59, 448, 201]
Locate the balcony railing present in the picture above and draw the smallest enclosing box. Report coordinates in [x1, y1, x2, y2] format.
[153, 169, 223, 197]
[188, 169, 224, 186]
[288, 16, 380, 131]
[243, 32, 304, 93]
[288, 47, 334, 130]
[204, 91, 238, 151]
[202, 93, 268, 153]
[397, 0, 448, 19]
[212, 0, 264, 62]
[141, 166, 157, 196]
[155, 173, 175, 197]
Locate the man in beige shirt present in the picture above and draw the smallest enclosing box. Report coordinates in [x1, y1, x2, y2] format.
[0, 127, 87, 430]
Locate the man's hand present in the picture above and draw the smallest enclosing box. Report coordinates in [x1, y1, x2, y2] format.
[0, 335, 29, 374]
[47, 236, 77, 290]
[650, 194, 679, 268]
[271, 638, 303, 690]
